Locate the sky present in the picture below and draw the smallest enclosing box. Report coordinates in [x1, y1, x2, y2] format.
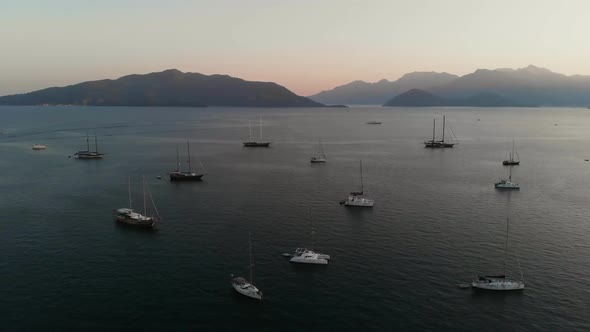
[1, 0, 590, 96]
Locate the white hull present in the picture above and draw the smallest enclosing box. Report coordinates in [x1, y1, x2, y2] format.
[231, 278, 262, 300]
[290, 256, 328, 264]
[472, 278, 524, 291]
[494, 180, 520, 189]
[344, 195, 374, 207]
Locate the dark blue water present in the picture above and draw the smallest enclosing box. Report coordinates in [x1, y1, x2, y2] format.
[1, 106, 589, 331]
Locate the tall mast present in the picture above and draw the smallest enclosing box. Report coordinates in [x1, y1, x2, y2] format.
[248, 121, 252, 140]
[360, 160, 364, 194]
[259, 117, 263, 141]
[310, 208, 315, 249]
[504, 217, 510, 276]
[509, 163, 513, 181]
[249, 232, 253, 283]
[442, 116, 446, 143]
[128, 177, 132, 210]
[511, 140, 515, 162]
[86, 132, 90, 151]
[187, 141, 192, 172]
[432, 119, 436, 142]
[176, 147, 180, 172]
[143, 176, 147, 217]
[94, 135, 99, 153]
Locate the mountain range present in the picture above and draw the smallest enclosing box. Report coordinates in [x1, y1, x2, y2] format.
[383, 89, 527, 107]
[309, 65, 590, 107]
[0, 69, 323, 107]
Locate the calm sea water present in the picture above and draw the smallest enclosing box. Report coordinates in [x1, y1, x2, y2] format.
[0, 106, 589, 331]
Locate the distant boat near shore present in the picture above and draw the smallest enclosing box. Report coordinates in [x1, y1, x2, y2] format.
[366, 120, 382, 124]
[32, 144, 47, 150]
[243, 118, 271, 147]
[75, 134, 104, 159]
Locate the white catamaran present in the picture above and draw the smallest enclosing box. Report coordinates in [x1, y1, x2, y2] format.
[231, 232, 263, 300]
[310, 140, 327, 163]
[472, 217, 525, 291]
[342, 160, 374, 207]
[495, 157, 520, 189]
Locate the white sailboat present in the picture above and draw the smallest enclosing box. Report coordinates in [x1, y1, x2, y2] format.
[231, 233, 263, 300]
[342, 160, 374, 207]
[472, 217, 525, 291]
[495, 159, 520, 189]
[290, 209, 330, 265]
[310, 140, 327, 163]
[114, 176, 160, 228]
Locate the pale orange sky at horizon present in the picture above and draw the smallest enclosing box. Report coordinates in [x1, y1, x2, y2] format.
[2, 0, 590, 97]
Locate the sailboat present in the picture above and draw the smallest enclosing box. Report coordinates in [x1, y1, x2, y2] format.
[495, 160, 520, 189]
[503, 140, 520, 165]
[471, 217, 525, 291]
[231, 232, 263, 300]
[114, 176, 160, 228]
[243, 118, 271, 147]
[310, 140, 327, 163]
[342, 160, 374, 207]
[169, 141, 206, 181]
[75, 134, 104, 159]
[424, 116, 456, 148]
[290, 209, 330, 264]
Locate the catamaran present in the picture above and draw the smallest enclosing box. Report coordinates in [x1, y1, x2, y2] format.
[342, 160, 374, 207]
[169, 141, 206, 181]
[75, 134, 104, 159]
[231, 233, 263, 300]
[114, 176, 160, 228]
[424, 115, 455, 148]
[495, 159, 520, 189]
[472, 217, 525, 291]
[310, 140, 327, 163]
[503, 140, 520, 165]
[243, 118, 271, 147]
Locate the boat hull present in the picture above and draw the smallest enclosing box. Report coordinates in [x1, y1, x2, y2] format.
[76, 153, 104, 159]
[289, 257, 328, 264]
[310, 158, 326, 163]
[502, 161, 520, 165]
[243, 142, 271, 147]
[231, 278, 262, 300]
[169, 172, 204, 181]
[471, 279, 524, 291]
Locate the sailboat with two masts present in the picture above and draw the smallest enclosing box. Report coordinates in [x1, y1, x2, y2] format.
[243, 118, 271, 147]
[114, 176, 160, 228]
[424, 115, 456, 148]
[342, 160, 374, 207]
[503, 140, 520, 165]
[75, 133, 104, 159]
[471, 217, 525, 291]
[169, 141, 206, 181]
[231, 232, 263, 300]
[310, 140, 327, 163]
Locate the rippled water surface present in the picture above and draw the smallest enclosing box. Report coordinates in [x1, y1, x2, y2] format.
[1, 106, 589, 331]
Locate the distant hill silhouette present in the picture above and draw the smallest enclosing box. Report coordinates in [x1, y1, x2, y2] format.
[383, 89, 525, 107]
[0, 69, 324, 107]
[308, 72, 458, 105]
[311, 65, 590, 107]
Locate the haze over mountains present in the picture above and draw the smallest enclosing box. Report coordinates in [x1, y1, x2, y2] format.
[0, 69, 323, 107]
[310, 65, 590, 107]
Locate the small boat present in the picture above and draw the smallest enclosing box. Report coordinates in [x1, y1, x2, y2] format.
[424, 116, 456, 148]
[290, 209, 330, 265]
[344, 160, 374, 207]
[32, 144, 47, 150]
[458, 283, 471, 289]
[169, 141, 206, 181]
[366, 121, 382, 124]
[243, 118, 271, 147]
[471, 217, 525, 291]
[310, 140, 327, 163]
[75, 134, 104, 159]
[114, 176, 160, 228]
[502, 140, 520, 165]
[231, 233, 263, 300]
[282, 253, 291, 257]
[495, 161, 520, 189]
